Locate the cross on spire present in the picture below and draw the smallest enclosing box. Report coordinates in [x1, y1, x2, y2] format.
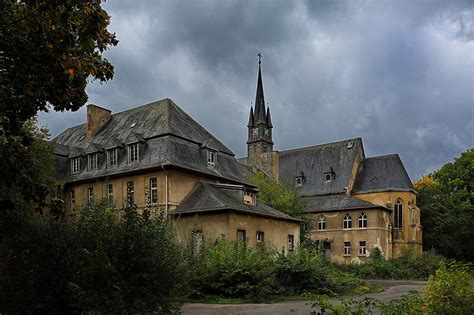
[257, 52, 262, 64]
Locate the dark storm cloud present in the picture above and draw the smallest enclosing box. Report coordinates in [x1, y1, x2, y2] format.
[39, 0, 474, 179]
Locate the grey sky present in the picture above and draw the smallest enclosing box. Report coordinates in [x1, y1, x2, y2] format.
[39, 0, 474, 179]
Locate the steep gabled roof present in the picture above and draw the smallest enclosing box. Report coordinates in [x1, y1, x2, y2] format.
[172, 182, 302, 222]
[301, 194, 385, 213]
[352, 154, 415, 194]
[278, 138, 363, 196]
[53, 98, 234, 155]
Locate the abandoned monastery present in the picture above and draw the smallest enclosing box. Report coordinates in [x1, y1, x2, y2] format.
[51, 61, 422, 263]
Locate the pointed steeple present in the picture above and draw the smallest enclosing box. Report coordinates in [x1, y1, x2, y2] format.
[247, 106, 255, 127]
[254, 55, 266, 125]
[266, 106, 272, 128]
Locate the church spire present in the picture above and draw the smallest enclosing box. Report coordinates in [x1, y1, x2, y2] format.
[254, 52, 266, 125]
[247, 106, 255, 127]
[266, 106, 272, 128]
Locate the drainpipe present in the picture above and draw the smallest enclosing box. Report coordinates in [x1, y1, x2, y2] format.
[161, 164, 169, 213]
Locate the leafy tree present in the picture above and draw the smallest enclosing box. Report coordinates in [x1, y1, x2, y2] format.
[250, 171, 304, 216]
[0, 0, 118, 135]
[414, 149, 474, 261]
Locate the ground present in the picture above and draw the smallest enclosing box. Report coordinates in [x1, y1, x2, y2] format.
[180, 280, 427, 315]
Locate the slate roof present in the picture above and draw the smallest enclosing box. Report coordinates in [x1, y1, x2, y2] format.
[172, 182, 302, 222]
[301, 194, 385, 213]
[352, 154, 415, 194]
[278, 138, 363, 196]
[51, 98, 251, 185]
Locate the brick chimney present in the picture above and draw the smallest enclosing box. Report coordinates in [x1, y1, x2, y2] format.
[87, 104, 111, 138]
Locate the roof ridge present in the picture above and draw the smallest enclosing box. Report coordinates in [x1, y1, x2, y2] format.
[365, 153, 400, 160]
[280, 137, 362, 155]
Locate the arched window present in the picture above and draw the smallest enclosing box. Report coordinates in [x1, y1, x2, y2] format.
[343, 213, 352, 229]
[358, 212, 368, 228]
[394, 199, 403, 229]
[318, 215, 326, 230]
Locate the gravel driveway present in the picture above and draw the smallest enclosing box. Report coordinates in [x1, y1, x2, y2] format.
[180, 280, 427, 315]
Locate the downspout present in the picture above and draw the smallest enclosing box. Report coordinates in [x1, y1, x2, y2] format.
[161, 164, 169, 213]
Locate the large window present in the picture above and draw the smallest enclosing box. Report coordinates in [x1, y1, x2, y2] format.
[107, 149, 117, 167]
[318, 215, 326, 230]
[343, 213, 352, 229]
[107, 184, 113, 207]
[88, 153, 98, 171]
[394, 199, 403, 229]
[71, 157, 80, 174]
[207, 150, 217, 167]
[149, 177, 158, 205]
[127, 181, 135, 205]
[359, 241, 367, 256]
[358, 212, 368, 228]
[344, 241, 351, 256]
[288, 234, 295, 251]
[128, 143, 139, 164]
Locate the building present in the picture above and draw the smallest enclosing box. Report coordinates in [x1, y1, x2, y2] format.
[238, 59, 423, 263]
[51, 98, 301, 252]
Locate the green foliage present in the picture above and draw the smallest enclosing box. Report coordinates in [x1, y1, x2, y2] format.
[191, 241, 360, 301]
[0, 0, 118, 135]
[250, 171, 304, 216]
[415, 148, 474, 261]
[338, 249, 445, 280]
[311, 262, 474, 314]
[0, 202, 188, 314]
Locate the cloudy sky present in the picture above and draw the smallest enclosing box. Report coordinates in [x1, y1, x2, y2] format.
[39, 0, 474, 179]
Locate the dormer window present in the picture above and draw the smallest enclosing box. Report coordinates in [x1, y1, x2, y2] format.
[295, 171, 305, 186]
[128, 143, 139, 164]
[88, 153, 98, 171]
[243, 191, 256, 205]
[107, 149, 118, 167]
[207, 150, 217, 167]
[324, 167, 335, 182]
[71, 157, 80, 174]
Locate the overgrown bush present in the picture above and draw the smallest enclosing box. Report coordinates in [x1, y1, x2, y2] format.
[338, 249, 445, 280]
[311, 261, 474, 314]
[0, 202, 188, 314]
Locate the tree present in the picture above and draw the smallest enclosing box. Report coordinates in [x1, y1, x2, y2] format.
[0, 0, 117, 212]
[414, 149, 474, 261]
[250, 171, 303, 216]
[0, 0, 118, 135]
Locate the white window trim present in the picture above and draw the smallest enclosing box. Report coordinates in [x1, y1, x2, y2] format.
[243, 191, 256, 205]
[128, 143, 139, 164]
[343, 214, 352, 229]
[359, 241, 367, 256]
[107, 149, 118, 167]
[256, 231, 264, 243]
[88, 153, 98, 171]
[71, 157, 80, 174]
[318, 215, 326, 230]
[343, 241, 351, 256]
[358, 212, 368, 229]
[149, 177, 158, 205]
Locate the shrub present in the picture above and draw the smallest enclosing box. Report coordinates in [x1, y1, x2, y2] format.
[0, 202, 188, 314]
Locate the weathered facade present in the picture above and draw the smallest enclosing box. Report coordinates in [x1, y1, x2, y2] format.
[239, 60, 422, 262]
[51, 98, 301, 252]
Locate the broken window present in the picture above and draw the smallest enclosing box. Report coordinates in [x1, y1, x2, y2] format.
[295, 171, 305, 186]
[243, 191, 256, 205]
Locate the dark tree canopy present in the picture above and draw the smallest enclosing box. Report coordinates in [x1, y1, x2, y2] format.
[414, 148, 474, 261]
[0, 0, 118, 135]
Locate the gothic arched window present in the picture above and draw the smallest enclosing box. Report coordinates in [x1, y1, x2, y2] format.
[394, 199, 403, 229]
[343, 213, 352, 229]
[318, 215, 326, 230]
[358, 212, 368, 228]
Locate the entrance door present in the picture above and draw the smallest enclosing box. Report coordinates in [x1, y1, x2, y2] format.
[323, 241, 332, 262]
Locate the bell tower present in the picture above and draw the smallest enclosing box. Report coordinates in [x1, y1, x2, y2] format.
[247, 53, 273, 170]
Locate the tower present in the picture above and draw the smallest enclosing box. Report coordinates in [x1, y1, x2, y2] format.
[247, 53, 273, 170]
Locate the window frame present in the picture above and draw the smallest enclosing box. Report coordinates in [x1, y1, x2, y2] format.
[237, 229, 246, 244]
[358, 212, 368, 229]
[256, 231, 264, 243]
[128, 143, 139, 164]
[107, 149, 118, 167]
[87, 153, 98, 171]
[343, 213, 352, 229]
[207, 150, 217, 167]
[343, 241, 351, 256]
[394, 199, 403, 229]
[106, 183, 113, 207]
[71, 157, 80, 175]
[288, 234, 295, 251]
[243, 191, 256, 205]
[318, 215, 326, 230]
[87, 187, 94, 207]
[359, 241, 367, 256]
[149, 177, 158, 205]
[126, 180, 135, 205]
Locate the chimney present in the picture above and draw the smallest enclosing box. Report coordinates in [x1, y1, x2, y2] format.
[87, 104, 111, 138]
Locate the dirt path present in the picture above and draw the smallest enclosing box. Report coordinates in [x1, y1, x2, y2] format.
[180, 280, 427, 315]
